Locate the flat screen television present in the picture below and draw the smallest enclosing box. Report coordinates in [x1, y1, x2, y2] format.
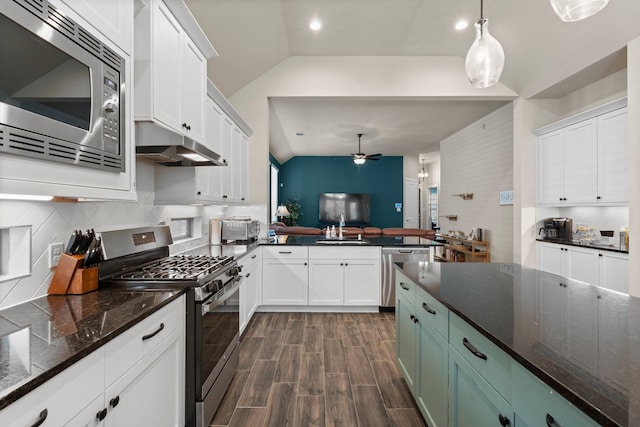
[319, 193, 370, 224]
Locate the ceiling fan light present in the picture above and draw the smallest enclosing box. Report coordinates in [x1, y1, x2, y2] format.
[465, 18, 504, 89]
[549, 0, 609, 22]
[353, 157, 366, 165]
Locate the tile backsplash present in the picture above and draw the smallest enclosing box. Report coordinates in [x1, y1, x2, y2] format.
[0, 162, 266, 309]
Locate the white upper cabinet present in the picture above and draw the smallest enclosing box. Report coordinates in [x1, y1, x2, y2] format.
[57, 0, 134, 54]
[536, 99, 628, 206]
[134, 0, 212, 143]
[597, 107, 628, 203]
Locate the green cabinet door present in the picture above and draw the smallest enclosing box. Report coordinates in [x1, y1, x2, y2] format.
[449, 347, 513, 427]
[396, 296, 417, 390]
[417, 320, 448, 427]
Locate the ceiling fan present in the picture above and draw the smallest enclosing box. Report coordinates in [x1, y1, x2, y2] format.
[351, 133, 382, 164]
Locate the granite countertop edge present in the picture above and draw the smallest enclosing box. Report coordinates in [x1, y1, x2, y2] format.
[394, 263, 618, 427]
[0, 289, 186, 411]
[536, 238, 629, 254]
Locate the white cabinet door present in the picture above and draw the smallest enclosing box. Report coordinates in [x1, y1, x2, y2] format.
[58, 0, 133, 54]
[537, 242, 566, 276]
[567, 246, 599, 286]
[597, 107, 628, 203]
[240, 133, 249, 202]
[65, 394, 106, 427]
[180, 37, 206, 143]
[344, 259, 381, 305]
[599, 251, 628, 294]
[262, 260, 308, 305]
[105, 327, 185, 427]
[151, 1, 182, 132]
[308, 260, 344, 305]
[231, 126, 243, 201]
[537, 131, 564, 205]
[220, 116, 234, 200]
[239, 250, 261, 334]
[204, 98, 224, 200]
[562, 119, 598, 204]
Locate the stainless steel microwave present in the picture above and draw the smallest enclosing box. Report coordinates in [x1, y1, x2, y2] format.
[0, 0, 125, 172]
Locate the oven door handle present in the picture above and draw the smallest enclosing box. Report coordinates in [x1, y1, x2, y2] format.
[201, 276, 243, 315]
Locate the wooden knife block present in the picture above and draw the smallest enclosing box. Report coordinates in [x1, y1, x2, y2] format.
[48, 253, 98, 295]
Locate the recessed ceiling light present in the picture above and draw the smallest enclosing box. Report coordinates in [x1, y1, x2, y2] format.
[454, 19, 469, 31]
[309, 18, 322, 31]
[296, 132, 304, 136]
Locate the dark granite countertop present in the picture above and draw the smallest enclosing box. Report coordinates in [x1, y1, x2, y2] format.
[258, 235, 443, 247]
[396, 262, 638, 426]
[537, 238, 629, 254]
[0, 288, 184, 411]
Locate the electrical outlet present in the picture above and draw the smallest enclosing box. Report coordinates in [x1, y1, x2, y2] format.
[49, 242, 65, 268]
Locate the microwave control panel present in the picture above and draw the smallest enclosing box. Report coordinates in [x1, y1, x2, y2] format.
[102, 70, 121, 154]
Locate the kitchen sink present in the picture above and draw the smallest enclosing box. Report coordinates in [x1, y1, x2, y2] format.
[316, 239, 370, 245]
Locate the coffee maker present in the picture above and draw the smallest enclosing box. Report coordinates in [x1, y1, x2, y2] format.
[539, 218, 573, 241]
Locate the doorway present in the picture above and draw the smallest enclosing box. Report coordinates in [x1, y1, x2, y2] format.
[405, 178, 418, 228]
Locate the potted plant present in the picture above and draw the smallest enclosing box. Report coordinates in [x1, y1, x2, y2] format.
[282, 199, 302, 226]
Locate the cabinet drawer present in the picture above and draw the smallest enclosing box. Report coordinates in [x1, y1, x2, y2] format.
[415, 287, 448, 338]
[396, 270, 416, 307]
[512, 361, 599, 427]
[449, 313, 511, 402]
[309, 246, 380, 260]
[239, 248, 261, 271]
[0, 349, 104, 427]
[105, 296, 185, 386]
[263, 246, 308, 259]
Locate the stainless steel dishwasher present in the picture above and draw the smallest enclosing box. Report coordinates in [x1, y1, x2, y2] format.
[381, 247, 434, 309]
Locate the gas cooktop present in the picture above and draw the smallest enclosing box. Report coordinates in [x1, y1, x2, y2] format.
[112, 255, 235, 281]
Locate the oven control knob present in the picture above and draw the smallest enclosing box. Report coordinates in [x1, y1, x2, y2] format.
[207, 280, 222, 293]
[229, 266, 242, 276]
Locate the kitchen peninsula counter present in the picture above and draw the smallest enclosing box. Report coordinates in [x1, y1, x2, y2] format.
[396, 261, 636, 426]
[259, 235, 443, 247]
[0, 288, 184, 411]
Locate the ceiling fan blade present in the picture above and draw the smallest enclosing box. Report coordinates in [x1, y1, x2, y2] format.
[366, 157, 380, 161]
[366, 153, 382, 158]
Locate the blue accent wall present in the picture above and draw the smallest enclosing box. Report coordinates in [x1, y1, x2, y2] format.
[278, 156, 404, 228]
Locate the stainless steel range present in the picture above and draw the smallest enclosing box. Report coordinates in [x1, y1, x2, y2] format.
[98, 226, 242, 427]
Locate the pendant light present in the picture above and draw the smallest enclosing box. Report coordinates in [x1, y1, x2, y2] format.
[549, 0, 609, 22]
[465, 0, 505, 89]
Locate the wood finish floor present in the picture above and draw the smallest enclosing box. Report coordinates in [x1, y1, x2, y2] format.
[210, 312, 427, 427]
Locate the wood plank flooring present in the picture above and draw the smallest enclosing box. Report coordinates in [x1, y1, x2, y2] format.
[210, 312, 426, 427]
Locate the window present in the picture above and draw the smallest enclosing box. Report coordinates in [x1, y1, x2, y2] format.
[429, 186, 439, 229]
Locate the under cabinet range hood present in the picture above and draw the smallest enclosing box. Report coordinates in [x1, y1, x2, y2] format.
[135, 122, 226, 166]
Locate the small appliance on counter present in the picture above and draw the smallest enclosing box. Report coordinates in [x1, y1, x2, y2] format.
[538, 217, 573, 242]
[221, 218, 260, 243]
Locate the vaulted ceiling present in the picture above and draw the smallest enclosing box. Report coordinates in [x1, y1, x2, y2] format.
[184, 0, 638, 160]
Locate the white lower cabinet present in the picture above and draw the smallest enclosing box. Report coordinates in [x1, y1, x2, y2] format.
[104, 327, 184, 427]
[0, 296, 185, 427]
[537, 241, 628, 293]
[262, 247, 309, 305]
[308, 246, 381, 307]
[239, 248, 262, 334]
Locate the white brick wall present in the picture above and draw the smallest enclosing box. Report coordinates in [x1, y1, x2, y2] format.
[440, 103, 514, 263]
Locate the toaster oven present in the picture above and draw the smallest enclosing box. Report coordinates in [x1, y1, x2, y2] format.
[221, 220, 259, 242]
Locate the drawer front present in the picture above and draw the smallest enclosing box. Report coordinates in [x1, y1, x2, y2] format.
[449, 313, 511, 403]
[263, 246, 308, 259]
[512, 362, 599, 427]
[395, 270, 416, 307]
[239, 248, 261, 271]
[415, 287, 448, 338]
[309, 246, 380, 260]
[105, 295, 185, 386]
[0, 349, 104, 427]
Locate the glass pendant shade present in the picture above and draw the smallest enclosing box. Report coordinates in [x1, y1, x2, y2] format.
[353, 157, 366, 165]
[465, 18, 505, 89]
[549, 0, 609, 22]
